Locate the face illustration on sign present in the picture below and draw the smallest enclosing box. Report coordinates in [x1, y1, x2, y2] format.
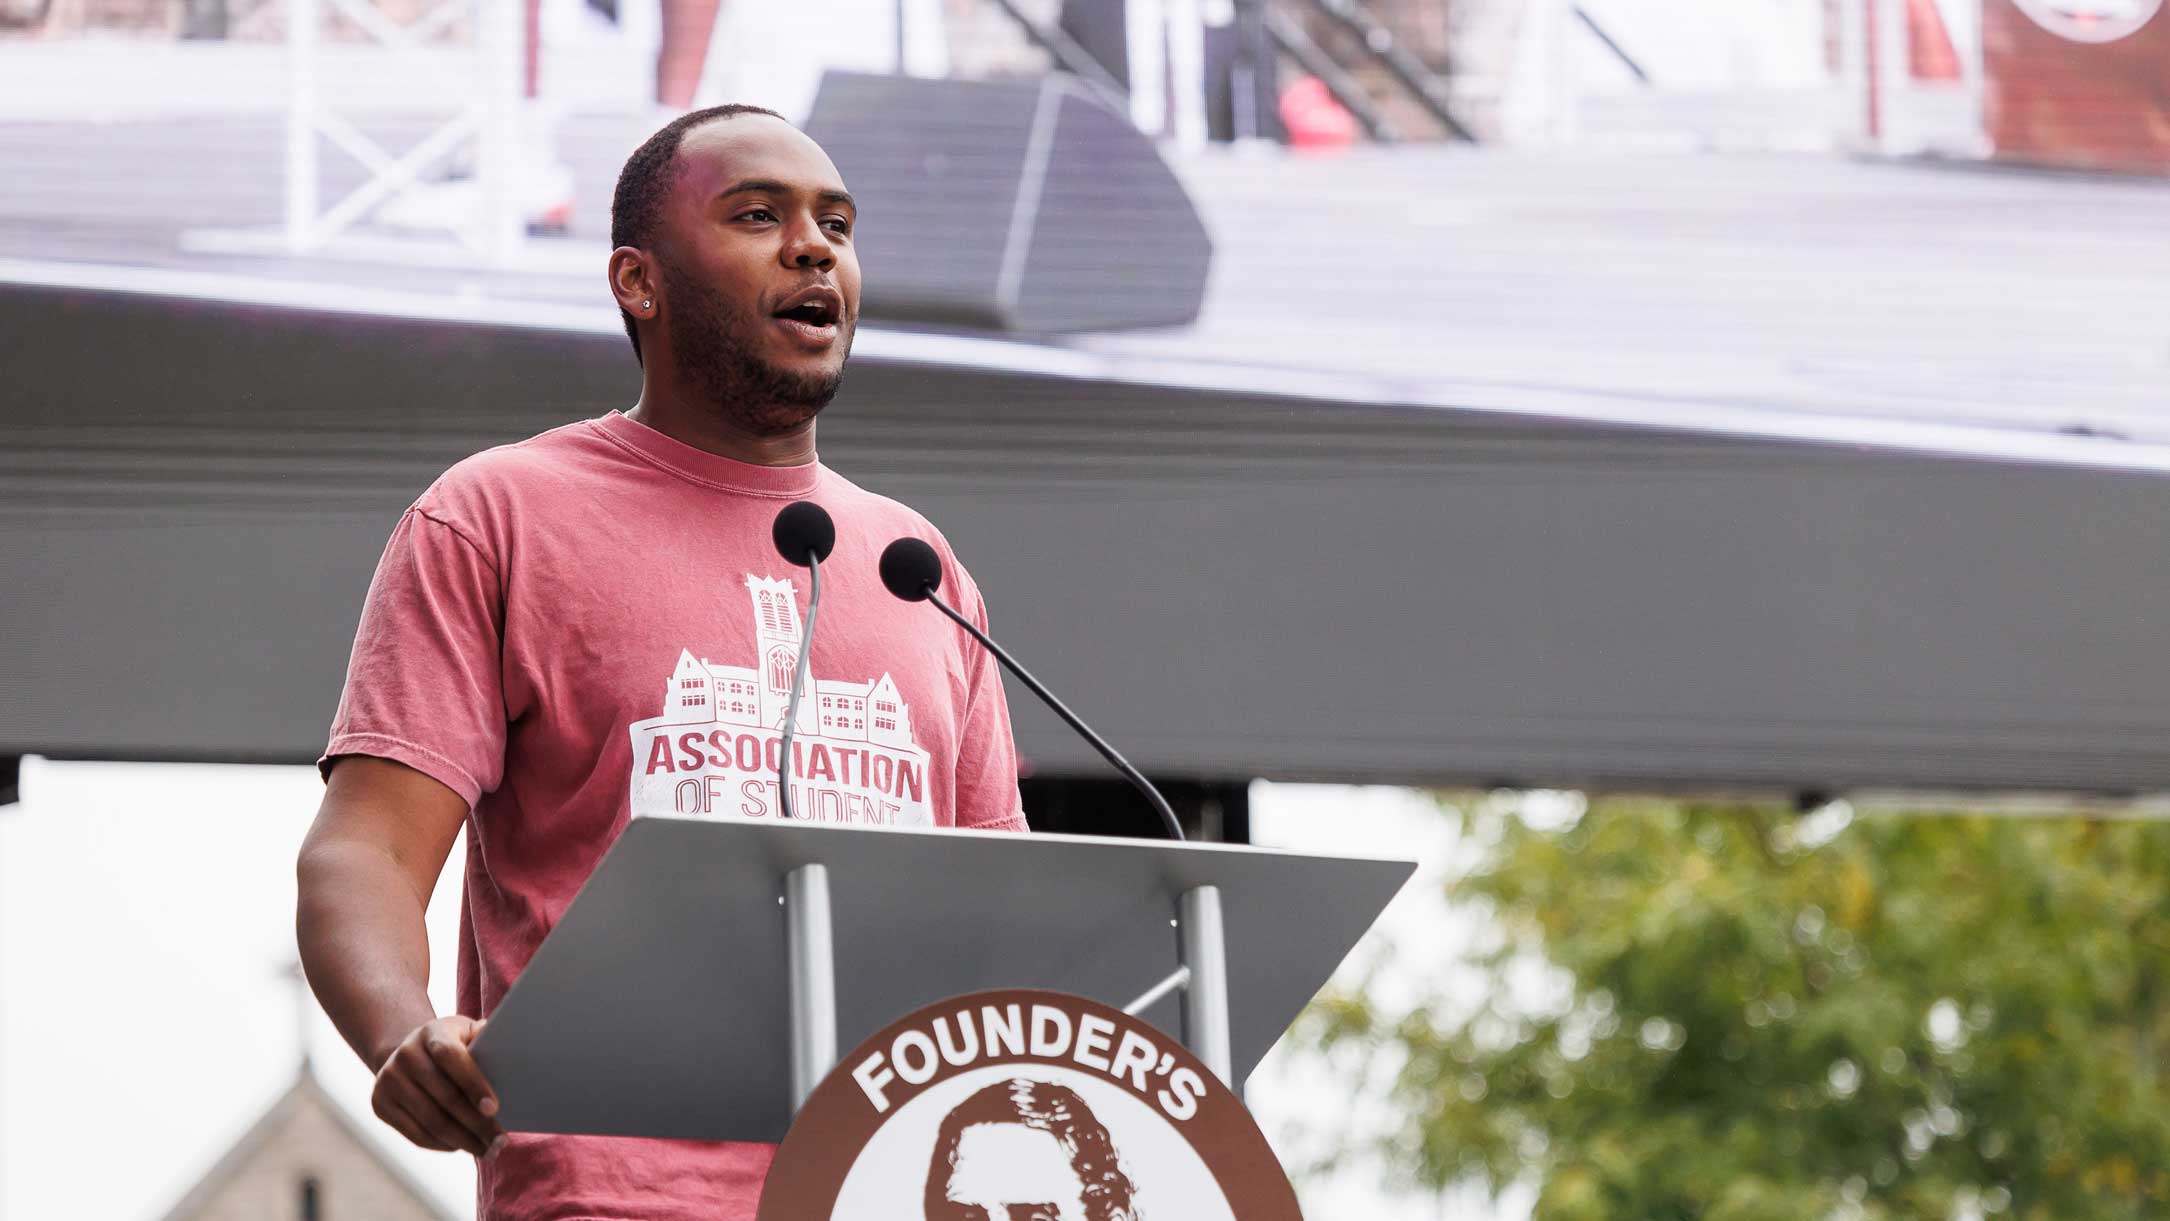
[2013, 0, 2163, 41]
[926, 1079, 1134, 1221]
[758, 990, 1301, 1221]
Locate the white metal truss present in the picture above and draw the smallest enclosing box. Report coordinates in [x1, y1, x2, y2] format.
[184, 0, 528, 267]
[291, 0, 523, 259]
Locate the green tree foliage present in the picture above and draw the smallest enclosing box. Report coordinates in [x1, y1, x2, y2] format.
[1301, 794, 2170, 1220]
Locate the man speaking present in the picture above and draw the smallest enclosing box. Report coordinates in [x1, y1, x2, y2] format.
[296, 106, 1029, 1220]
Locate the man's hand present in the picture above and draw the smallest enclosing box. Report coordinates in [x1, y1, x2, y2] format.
[372, 1015, 505, 1156]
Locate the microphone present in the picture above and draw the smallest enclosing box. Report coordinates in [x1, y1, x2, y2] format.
[877, 534, 944, 603]
[773, 500, 835, 567]
[877, 537, 1184, 841]
[772, 502, 836, 820]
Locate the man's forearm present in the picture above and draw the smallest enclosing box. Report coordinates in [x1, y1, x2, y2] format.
[296, 840, 441, 1070]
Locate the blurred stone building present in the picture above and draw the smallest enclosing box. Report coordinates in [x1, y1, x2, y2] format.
[157, 1067, 456, 1221]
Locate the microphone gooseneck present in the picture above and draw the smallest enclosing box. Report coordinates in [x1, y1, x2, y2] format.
[874, 538, 1185, 841]
[774, 502, 836, 821]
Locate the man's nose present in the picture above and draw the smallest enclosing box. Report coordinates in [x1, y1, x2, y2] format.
[782, 221, 835, 271]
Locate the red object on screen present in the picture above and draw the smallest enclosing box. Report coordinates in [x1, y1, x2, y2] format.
[1984, 1, 2170, 173]
[1280, 76, 1358, 151]
[1908, 0, 1964, 79]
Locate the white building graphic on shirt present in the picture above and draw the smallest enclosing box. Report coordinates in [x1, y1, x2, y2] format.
[625, 574, 932, 826]
[655, 575, 916, 746]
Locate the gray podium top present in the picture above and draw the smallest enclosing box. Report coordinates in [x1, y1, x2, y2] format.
[471, 816, 1415, 1143]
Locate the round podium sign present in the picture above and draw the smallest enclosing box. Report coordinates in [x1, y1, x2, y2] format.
[758, 989, 1303, 1220]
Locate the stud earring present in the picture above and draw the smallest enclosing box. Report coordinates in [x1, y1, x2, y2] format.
[642, 299, 652, 309]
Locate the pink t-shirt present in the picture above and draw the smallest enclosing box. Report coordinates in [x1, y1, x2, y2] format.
[320, 410, 1027, 1220]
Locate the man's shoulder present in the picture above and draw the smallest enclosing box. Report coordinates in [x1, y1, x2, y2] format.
[820, 468, 993, 606]
[821, 467, 949, 547]
[416, 417, 607, 519]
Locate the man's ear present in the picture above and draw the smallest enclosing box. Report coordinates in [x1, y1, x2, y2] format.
[608, 246, 657, 314]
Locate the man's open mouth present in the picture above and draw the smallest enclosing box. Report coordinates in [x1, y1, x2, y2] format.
[776, 302, 836, 327]
[773, 287, 842, 335]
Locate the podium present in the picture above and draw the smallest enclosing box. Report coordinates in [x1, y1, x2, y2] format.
[471, 817, 1415, 1142]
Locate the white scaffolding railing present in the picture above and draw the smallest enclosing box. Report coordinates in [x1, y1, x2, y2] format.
[1479, 0, 1986, 155]
[186, 0, 531, 267]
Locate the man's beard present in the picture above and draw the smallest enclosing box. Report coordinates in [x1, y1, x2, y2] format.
[664, 267, 852, 436]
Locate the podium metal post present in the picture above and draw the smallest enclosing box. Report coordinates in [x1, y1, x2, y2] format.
[1178, 884, 1233, 1084]
[785, 864, 838, 1110]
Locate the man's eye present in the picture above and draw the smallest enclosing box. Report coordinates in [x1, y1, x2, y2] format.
[822, 218, 851, 235]
[738, 209, 776, 223]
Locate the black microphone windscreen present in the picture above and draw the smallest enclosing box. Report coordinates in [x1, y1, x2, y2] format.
[878, 537, 943, 602]
[773, 501, 836, 567]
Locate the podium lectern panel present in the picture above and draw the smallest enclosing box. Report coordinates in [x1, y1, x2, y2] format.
[472, 817, 1414, 1143]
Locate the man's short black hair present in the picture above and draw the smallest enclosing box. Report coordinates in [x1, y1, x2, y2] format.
[610, 103, 788, 365]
